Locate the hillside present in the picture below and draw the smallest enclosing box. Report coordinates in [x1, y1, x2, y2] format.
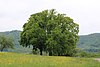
[0, 30, 21, 46]
[0, 30, 100, 52]
[0, 30, 32, 53]
[77, 33, 100, 52]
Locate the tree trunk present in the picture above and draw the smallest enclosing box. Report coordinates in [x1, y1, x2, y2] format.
[39, 43, 43, 55]
[49, 51, 52, 56]
[0, 47, 5, 52]
[40, 49, 43, 55]
[58, 53, 60, 56]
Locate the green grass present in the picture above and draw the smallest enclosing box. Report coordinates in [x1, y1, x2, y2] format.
[0, 52, 100, 67]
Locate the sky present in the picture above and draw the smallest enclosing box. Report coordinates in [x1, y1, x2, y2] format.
[0, 0, 100, 35]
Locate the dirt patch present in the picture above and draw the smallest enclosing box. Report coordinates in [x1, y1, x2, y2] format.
[94, 58, 100, 62]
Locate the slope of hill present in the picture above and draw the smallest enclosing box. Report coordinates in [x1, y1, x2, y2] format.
[0, 30, 100, 53]
[0, 30, 32, 53]
[77, 33, 100, 52]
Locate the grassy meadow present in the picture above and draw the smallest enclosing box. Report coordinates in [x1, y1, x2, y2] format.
[0, 52, 100, 67]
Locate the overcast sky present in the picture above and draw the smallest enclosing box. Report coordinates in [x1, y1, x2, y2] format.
[0, 0, 100, 35]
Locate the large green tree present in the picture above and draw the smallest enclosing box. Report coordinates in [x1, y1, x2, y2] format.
[0, 35, 14, 52]
[20, 9, 79, 56]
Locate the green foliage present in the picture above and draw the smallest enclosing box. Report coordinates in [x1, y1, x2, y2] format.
[20, 9, 79, 56]
[0, 35, 14, 51]
[75, 50, 100, 58]
[1, 30, 100, 54]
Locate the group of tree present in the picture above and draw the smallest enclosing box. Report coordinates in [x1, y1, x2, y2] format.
[20, 9, 79, 56]
[0, 35, 14, 52]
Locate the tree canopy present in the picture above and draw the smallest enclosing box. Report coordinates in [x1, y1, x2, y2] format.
[20, 9, 79, 56]
[0, 35, 14, 52]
